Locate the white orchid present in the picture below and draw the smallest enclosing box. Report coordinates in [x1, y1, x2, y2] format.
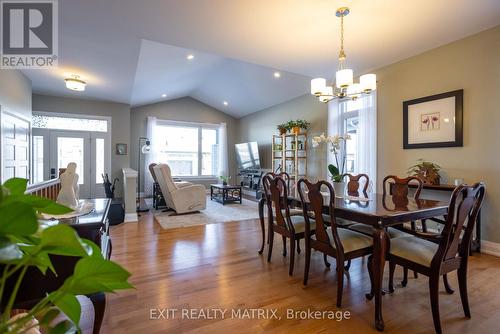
[311, 132, 351, 181]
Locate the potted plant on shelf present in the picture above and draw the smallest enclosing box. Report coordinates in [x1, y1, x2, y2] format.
[286, 119, 310, 135]
[407, 159, 441, 185]
[219, 175, 231, 186]
[0, 178, 133, 333]
[312, 133, 351, 195]
[277, 123, 287, 135]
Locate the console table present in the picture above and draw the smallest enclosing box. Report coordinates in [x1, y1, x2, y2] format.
[4, 198, 111, 334]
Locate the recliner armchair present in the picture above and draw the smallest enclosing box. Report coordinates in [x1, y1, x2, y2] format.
[153, 163, 206, 214]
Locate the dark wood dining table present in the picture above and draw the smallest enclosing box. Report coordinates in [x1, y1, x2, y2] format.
[257, 193, 449, 331]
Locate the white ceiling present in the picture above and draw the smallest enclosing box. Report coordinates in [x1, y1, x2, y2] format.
[23, 0, 500, 118]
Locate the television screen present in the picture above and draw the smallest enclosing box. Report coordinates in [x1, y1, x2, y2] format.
[235, 142, 261, 170]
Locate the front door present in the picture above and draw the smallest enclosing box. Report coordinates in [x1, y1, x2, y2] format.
[49, 130, 91, 198]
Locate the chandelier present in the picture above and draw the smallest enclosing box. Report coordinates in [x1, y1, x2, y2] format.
[310, 7, 376, 102]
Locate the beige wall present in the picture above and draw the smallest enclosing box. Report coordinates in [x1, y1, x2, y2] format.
[131, 97, 238, 189]
[237, 26, 500, 243]
[375, 25, 500, 242]
[32, 94, 131, 197]
[238, 94, 328, 178]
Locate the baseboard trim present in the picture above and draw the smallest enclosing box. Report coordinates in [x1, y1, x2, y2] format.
[124, 213, 138, 223]
[480, 240, 500, 257]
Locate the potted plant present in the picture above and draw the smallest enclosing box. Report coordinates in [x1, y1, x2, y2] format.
[0, 178, 133, 333]
[296, 119, 311, 133]
[408, 159, 441, 185]
[277, 123, 287, 135]
[286, 119, 310, 134]
[312, 133, 351, 195]
[219, 175, 231, 186]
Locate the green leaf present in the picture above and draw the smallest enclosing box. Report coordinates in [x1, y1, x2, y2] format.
[0, 201, 38, 236]
[82, 239, 104, 259]
[49, 293, 81, 326]
[0, 236, 23, 262]
[47, 319, 77, 334]
[22, 195, 73, 214]
[3, 178, 28, 195]
[328, 164, 340, 177]
[62, 257, 133, 295]
[40, 225, 91, 257]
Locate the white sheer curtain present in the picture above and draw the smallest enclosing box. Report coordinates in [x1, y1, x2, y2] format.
[356, 92, 377, 192]
[327, 93, 377, 191]
[217, 123, 228, 177]
[327, 99, 341, 179]
[144, 116, 157, 196]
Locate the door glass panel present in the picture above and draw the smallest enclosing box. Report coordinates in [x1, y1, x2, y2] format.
[32, 136, 44, 183]
[57, 137, 84, 184]
[95, 138, 104, 183]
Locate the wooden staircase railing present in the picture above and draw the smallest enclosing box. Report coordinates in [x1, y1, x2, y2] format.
[26, 178, 61, 200]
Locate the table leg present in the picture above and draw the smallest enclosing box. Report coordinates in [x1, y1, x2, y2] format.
[258, 197, 265, 254]
[210, 186, 213, 200]
[372, 226, 388, 331]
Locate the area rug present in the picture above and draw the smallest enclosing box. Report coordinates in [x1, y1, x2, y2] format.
[154, 196, 261, 230]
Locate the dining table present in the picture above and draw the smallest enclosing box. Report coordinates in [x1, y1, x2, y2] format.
[257, 192, 449, 331]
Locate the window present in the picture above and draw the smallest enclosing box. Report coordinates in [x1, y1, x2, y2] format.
[153, 122, 219, 177]
[32, 136, 44, 183]
[340, 100, 360, 173]
[32, 114, 108, 132]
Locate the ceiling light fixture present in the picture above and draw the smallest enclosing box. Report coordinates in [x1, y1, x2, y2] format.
[186, 54, 194, 60]
[223, 101, 228, 106]
[310, 7, 376, 102]
[65, 75, 86, 92]
[161, 93, 167, 98]
[273, 72, 281, 78]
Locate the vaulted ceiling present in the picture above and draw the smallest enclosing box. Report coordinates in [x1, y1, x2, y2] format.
[23, 0, 500, 118]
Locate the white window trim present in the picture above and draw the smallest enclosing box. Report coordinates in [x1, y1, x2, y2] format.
[154, 119, 220, 178]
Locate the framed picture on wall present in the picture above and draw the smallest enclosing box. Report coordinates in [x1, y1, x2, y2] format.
[403, 89, 463, 149]
[116, 143, 128, 155]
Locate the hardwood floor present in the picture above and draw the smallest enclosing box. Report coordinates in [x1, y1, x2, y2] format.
[96, 212, 500, 333]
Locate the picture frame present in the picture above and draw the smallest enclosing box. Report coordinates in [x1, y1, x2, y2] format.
[403, 89, 463, 149]
[116, 143, 128, 155]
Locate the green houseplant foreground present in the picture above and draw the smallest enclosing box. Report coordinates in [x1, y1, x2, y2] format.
[0, 178, 133, 333]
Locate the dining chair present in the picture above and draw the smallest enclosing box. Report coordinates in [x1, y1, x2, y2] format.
[262, 174, 314, 276]
[297, 178, 373, 307]
[349, 175, 424, 282]
[387, 183, 485, 334]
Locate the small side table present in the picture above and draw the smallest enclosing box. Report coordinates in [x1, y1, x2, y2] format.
[210, 184, 242, 205]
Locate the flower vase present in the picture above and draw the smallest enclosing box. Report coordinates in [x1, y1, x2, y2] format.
[332, 181, 346, 197]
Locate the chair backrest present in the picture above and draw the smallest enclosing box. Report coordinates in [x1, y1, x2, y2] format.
[433, 183, 485, 266]
[383, 175, 423, 200]
[263, 172, 291, 196]
[149, 163, 158, 183]
[341, 173, 369, 196]
[297, 178, 344, 254]
[262, 174, 294, 232]
[153, 164, 178, 208]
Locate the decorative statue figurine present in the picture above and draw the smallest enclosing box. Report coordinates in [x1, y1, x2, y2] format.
[57, 162, 80, 209]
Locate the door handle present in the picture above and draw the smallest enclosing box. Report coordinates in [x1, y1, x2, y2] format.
[50, 168, 56, 179]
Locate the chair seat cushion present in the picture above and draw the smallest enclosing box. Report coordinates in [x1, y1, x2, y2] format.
[389, 236, 438, 267]
[274, 215, 315, 234]
[334, 229, 373, 253]
[320, 215, 354, 227]
[348, 224, 413, 239]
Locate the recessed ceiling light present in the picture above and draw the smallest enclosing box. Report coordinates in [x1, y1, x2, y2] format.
[161, 93, 167, 98]
[274, 72, 281, 78]
[186, 54, 194, 60]
[223, 101, 228, 106]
